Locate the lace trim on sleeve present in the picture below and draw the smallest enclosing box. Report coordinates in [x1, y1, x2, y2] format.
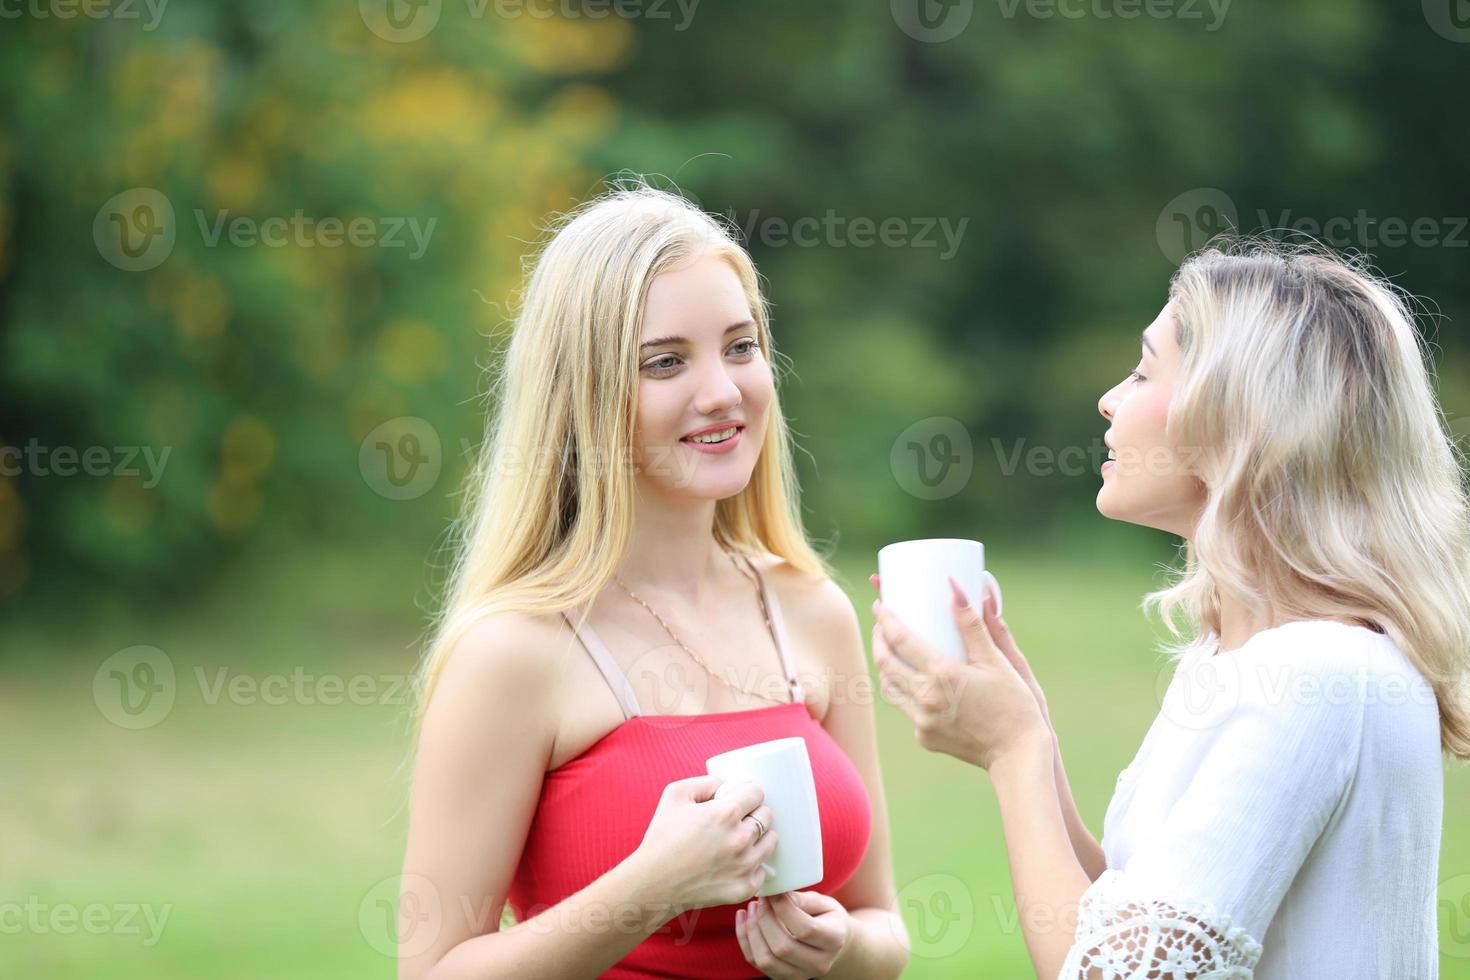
[1059, 870, 1264, 980]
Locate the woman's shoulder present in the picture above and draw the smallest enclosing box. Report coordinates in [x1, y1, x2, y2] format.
[436, 609, 577, 703]
[1223, 619, 1437, 734]
[1230, 619, 1415, 682]
[415, 610, 572, 772]
[748, 552, 864, 667]
[1222, 618, 1380, 670]
[749, 553, 856, 623]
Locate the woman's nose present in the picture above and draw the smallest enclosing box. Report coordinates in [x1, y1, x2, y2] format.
[694, 365, 742, 414]
[1098, 383, 1118, 421]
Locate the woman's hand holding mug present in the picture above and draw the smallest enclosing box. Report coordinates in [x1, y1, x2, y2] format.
[870, 574, 1051, 771]
[870, 571, 1057, 736]
[632, 775, 779, 910]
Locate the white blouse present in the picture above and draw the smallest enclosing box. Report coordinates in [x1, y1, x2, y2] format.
[1060, 620, 1444, 979]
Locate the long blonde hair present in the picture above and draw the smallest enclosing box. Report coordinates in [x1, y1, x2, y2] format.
[410, 181, 828, 732]
[1147, 238, 1470, 760]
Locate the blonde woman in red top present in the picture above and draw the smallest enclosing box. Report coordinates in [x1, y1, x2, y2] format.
[396, 183, 909, 980]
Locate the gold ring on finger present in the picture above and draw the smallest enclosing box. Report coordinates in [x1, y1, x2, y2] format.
[745, 814, 767, 842]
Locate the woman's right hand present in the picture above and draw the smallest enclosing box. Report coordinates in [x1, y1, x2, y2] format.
[869, 572, 1056, 733]
[632, 775, 778, 910]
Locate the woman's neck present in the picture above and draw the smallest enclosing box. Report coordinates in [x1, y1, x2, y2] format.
[618, 489, 727, 605]
[1215, 589, 1381, 652]
[1216, 590, 1279, 654]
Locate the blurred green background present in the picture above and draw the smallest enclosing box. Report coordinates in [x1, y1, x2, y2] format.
[3, 0, 1469, 976]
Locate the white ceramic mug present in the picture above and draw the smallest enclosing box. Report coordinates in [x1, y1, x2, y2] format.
[877, 538, 1003, 662]
[706, 737, 824, 897]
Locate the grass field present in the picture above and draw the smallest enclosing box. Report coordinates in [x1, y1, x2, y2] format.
[4, 543, 1469, 978]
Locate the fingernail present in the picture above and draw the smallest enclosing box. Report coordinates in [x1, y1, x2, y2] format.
[948, 577, 969, 607]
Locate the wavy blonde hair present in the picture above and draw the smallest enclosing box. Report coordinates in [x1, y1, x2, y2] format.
[409, 181, 828, 734]
[1146, 238, 1470, 760]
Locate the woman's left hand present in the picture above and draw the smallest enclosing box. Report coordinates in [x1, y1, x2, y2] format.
[871, 576, 1049, 771]
[734, 890, 852, 979]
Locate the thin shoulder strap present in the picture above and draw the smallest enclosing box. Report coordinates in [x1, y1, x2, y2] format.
[740, 554, 807, 704]
[562, 608, 642, 720]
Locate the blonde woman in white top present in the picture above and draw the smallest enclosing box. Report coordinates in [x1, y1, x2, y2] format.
[871, 241, 1468, 978]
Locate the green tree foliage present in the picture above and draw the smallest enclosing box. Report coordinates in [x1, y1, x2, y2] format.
[0, 3, 629, 602]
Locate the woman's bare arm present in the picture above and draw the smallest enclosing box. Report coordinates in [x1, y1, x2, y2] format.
[398, 614, 680, 980]
[953, 600, 1107, 882]
[1050, 735, 1107, 881]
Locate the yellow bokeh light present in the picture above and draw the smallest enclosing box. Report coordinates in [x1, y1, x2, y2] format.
[220, 415, 276, 483]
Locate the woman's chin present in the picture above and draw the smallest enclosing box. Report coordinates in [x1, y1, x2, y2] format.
[1095, 485, 1125, 522]
[640, 467, 754, 503]
[688, 473, 755, 501]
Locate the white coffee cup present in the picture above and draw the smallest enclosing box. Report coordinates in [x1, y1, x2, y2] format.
[706, 737, 823, 897]
[877, 538, 1003, 662]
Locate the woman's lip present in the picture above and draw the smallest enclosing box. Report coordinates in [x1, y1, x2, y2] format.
[1101, 459, 1115, 473]
[682, 423, 744, 439]
[681, 427, 743, 454]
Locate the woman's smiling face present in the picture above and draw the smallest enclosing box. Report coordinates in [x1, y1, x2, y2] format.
[632, 252, 773, 502]
[1096, 302, 1206, 537]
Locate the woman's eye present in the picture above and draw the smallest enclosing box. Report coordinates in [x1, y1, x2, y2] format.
[643, 355, 681, 376]
[1129, 369, 1146, 383]
[643, 341, 758, 376]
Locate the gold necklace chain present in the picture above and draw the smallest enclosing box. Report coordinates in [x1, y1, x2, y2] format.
[613, 548, 793, 706]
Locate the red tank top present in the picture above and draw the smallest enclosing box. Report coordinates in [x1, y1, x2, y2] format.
[506, 562, 874, 979]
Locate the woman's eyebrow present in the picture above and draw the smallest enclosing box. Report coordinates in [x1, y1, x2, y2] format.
[639, 319, 756, 352]
[1141, 330, 1156, 356]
